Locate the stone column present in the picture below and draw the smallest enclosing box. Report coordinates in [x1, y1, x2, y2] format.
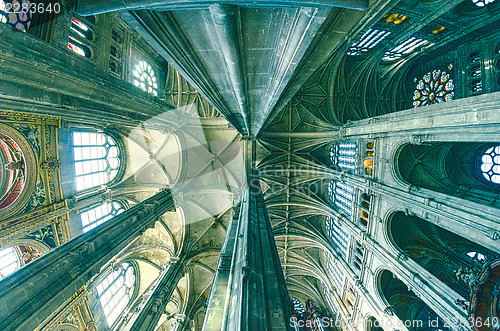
[0, 189, 175, 331]
[202, 186, 294, 330]
[123, 257, 186, 331]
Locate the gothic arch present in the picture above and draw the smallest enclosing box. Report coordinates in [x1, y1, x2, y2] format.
[387, 211, 497, 300]
[366, 315, 384, 331]
[377, 269, 449, 331]
[394, 141, 500, 207]
[0, 123, 38, 220]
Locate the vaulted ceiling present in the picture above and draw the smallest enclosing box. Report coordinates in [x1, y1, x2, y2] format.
[74, 0, 500, 322]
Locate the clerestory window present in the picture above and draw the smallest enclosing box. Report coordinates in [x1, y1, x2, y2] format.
[72, 131, 121, 191]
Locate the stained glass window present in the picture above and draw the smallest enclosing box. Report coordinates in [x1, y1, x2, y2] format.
[348, 29, 391, 56]
[133, 61, 158, 96]
[480, 146, 500, 184]
[68, 37, 92, 58]
[325, 216, 350, 257]
[292, 298, 305, 316]
[328, 181, 355, 218]
[0, 247, 19, 279]
[324, 251, 344, 290]
[67, 17, 93, 58]
[330, 142, 357, 171]
[96, 263, 135, 327]
[383, 37, 427, 61]
[72, 132, 121, 191]
[80, 201, 124, 233]
[0, 0, 32, 31]
[472, 0, 495, 6]
[70, 17, 93, 41]
[413, 70, 454, 108]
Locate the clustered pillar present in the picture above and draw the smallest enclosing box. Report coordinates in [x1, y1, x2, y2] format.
[123, 257, 186, 331]
[0, 189, 175, 330]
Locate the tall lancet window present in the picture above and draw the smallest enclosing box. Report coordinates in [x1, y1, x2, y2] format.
[80, 201, 124, 233]
[72, 132, 121, 191]
[328, 181, 355, 219]
[383, 37, 427, 61]
[325, 216, 350, 257]
[68, 17, 93, 58]
[330, 142, 357, 171]
[480, 146, 500, 184]
[347, 29, 391, 56]
[0, 247, 19, 279]
[324, 251, 344, 291]
[321, 282, 338, 315]
[96, 263, 136, 327]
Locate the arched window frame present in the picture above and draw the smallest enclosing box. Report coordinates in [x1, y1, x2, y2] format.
[0, 246, 21, 279]
[382, 37, 428, 62]
[323, 251, 344, 291]
[477, 144, 500, 185]
[330, 142, 357, 172]
[321, 281, 338, 315]
[327, 181, 355, 219]
[67, 16, 95, 59]
[79, 200, 126, 233]
[71, 130, 125, 192]
[95, 262, 139, 328]
[132, 60, 159, 96]
[325, 216, 350, 257]
[347, 28, 391, 56]
[472, 0, 495, 7]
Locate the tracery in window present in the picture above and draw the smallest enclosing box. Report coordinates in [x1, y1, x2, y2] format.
[0, 247, 19, 279]
[321, 282, 338, 314]
[382, 37, 427, 61]
[467, 251, 487, 261]
[325, 216, 350, 257]
[80, 201, 124, 232]
[292, 298, 305, 316]
[472, 0, 495, 6]
[328, 181, 355, 218]
[96, 263, 135, 327]
[133, 61, 158, 96]
[73, 132, 121, 191]
[324, 251, 344, 290]
[413, 69, 454, 108]
[347, 29, 391, 56]
[330, 142, 357, 171]
[0, 0, 32, 31]
[480, 146, 500, 184]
